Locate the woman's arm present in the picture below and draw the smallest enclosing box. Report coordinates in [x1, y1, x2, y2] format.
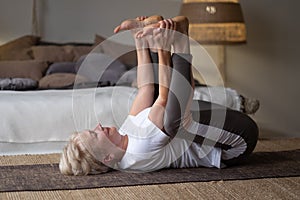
[146, 19, 175, 129]
[148, 49, 172, 129]
[129, 41, 155, 116]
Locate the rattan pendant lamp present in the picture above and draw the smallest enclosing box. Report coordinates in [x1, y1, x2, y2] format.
[180, 0, 247, 44]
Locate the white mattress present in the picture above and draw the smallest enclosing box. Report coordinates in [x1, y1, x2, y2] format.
[0, 87, 135, 155]
[0, 86, 240, 155]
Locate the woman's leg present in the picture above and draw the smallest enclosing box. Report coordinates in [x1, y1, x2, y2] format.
[189, 100, 259, 166]
[162, 16, 195, 137]
[167, 58, 258, 166]
[159, 17, 259, 166]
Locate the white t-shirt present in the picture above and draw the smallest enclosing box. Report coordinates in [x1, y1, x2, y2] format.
[117, 108, 222, 173]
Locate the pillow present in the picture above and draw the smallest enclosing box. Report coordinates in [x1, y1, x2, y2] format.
[46, 62, 76, 75]
[0, 60, 48, 81]
[0, 78, 38, 90]
[117, 68, 137, 86]
[0, 35, 40, 60]
[38, 73, 88, 89]
[94, 34, 137, 68]
[31, 45, 74, 63]
[94, 34, 106, 45]
[38, 40, 93, 46]
[75, 53, 127, 85]
[70, 46, 92, 62]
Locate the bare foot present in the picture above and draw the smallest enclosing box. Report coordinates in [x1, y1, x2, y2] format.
[171, 16, 189, 36]
[114, 15, 163, 33]
[136, 16, 189, 38]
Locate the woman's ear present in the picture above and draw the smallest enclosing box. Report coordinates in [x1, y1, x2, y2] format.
[103, 154, 113, 164]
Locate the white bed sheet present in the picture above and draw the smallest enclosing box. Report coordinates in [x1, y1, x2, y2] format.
[0, 86, 240, 155]
[0, 87, 135, 155]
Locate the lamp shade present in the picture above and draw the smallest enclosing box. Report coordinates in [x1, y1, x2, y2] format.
[180, 0, 246, 44]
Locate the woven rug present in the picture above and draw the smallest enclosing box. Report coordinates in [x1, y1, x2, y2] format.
[1, 150, 299, 192]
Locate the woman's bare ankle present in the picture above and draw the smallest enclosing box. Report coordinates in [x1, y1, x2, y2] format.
[172, 16, 189, 36]
[172, 16, 190, 54]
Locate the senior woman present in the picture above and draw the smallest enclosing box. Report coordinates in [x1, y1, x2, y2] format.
[59, 15, 258, 175]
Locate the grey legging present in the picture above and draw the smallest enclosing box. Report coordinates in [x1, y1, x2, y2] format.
[149, 51, 259, 166]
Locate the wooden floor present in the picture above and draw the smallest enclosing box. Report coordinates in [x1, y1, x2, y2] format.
[1, 137, 299, 200]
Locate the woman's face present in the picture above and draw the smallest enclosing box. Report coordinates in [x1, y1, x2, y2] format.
[79, 123, 125, 165]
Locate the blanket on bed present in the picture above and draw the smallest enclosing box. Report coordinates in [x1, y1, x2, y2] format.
[0, 86, 241, 155]
[0, 87, 134, 155]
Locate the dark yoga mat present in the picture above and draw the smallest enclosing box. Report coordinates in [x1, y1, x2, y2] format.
[1, 150, 300, 192]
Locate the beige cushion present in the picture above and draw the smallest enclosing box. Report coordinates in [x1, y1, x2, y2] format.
[32, 45, 92, 63]
[71, 46, 92, 62]
[0, 35, 40, 60]
[0, 60, 48, 81]
[38, 73, 88, 89]
[94, 34, 137, 68]
[94, 34, 106, 45]
[31, 45, 74, 63]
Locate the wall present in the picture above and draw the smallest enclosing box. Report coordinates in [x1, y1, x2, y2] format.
[226, 0, 300, 137]
[0, 0, 32, 44]
[0, 0, 299, 138]
[0, 0, 181, 44]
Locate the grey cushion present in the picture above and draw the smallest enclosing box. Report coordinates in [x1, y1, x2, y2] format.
[46, 62, 76, 75]
[0, 78, 38, 90]
[75, 53, 127, 85]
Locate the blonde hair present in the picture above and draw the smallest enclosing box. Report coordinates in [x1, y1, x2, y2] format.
[59, 132, 110, 175]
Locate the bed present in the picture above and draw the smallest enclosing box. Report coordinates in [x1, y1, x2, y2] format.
[0, 35, 241, 155]
[0, 85, 241, 155]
